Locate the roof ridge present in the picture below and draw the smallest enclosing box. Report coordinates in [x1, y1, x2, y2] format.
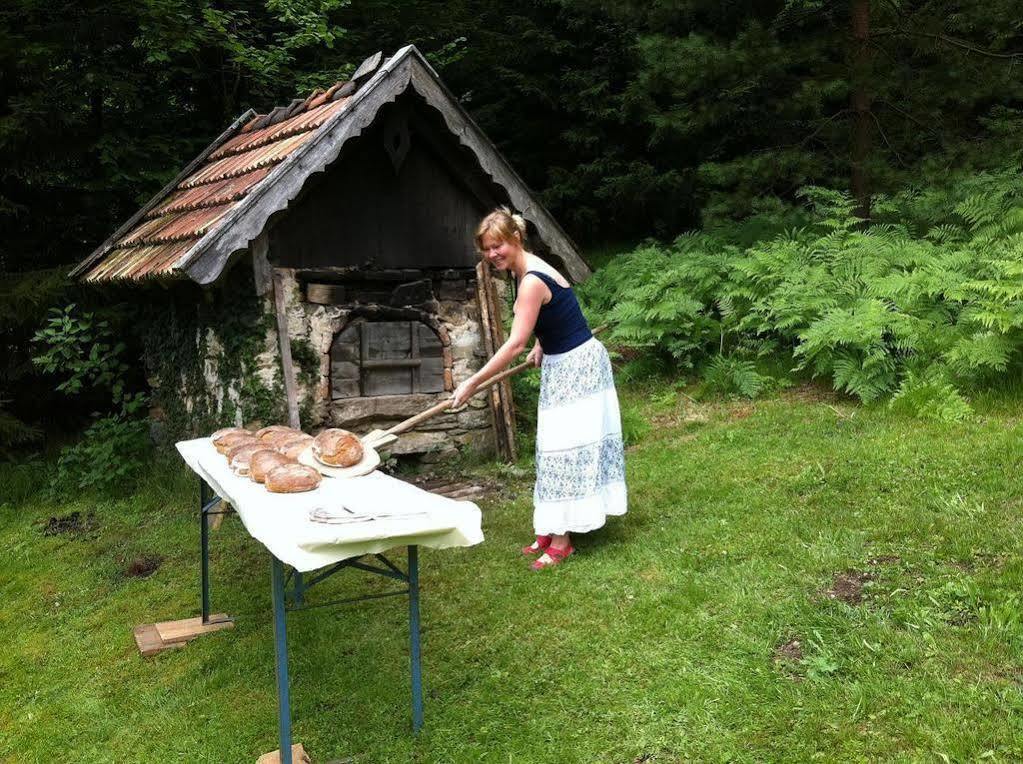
[239, 78, 352, 134]
[209, 97, 348, 161]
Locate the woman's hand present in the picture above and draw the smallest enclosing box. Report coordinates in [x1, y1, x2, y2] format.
[526, 343, 543, 368]
[450, 376, 478, 409]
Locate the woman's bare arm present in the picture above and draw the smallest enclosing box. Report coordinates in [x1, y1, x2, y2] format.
[450, 275, 547, 406]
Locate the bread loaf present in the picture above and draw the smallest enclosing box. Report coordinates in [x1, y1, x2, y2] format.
[230, 444, 274, 476]
[265, 463, 321, 493]
[312, 428, 364, 467]
[212, 427, 251, 444]
[256, 425, 300, 442]
[215, 432, 257, 455]
[262, 429, 304, 449]
[278, 433, 314, 460]
[250, 451, 295, 483]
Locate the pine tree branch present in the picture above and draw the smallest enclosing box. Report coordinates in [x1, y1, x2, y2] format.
[874, 28, 1023, 60]
[873, 98, 940, 139]
[869, 110, 907, 167]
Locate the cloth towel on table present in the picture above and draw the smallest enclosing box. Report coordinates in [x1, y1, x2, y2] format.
[176, 437, 484, 572]
[308, 506, 430, 525]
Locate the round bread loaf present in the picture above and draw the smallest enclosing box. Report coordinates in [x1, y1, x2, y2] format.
[256, 425, 300, 442]
[215, 432, 257, 454]
[250, 451, 295, 483]
[212, 427, 250, 444]
[230, 444, 273, 476]
[312, 428, 364, 467]
[265, 463, 321, 493]
[262, 429, 306, 449]
[278, 434, 314, 460]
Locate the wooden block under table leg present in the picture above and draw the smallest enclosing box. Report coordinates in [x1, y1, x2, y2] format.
[257, 743, 311, 764]
[154, 614, 233, 644]
[133, 623, 186, 658]
[133, 614, 234, 657]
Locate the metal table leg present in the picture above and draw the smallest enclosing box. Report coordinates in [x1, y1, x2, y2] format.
[200, 478, 212, 624]
[271, 556, 293, 764]
[408, 545, 423, 733]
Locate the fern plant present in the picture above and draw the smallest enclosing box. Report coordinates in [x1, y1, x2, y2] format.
[581, 153, 1023, 415]
[701, 356, 768, 399]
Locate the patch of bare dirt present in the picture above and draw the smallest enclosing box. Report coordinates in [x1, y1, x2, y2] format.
[650, 403, 709, 429]
[824, 570, 874, 605]
[773, 638, 804, 662]
[124, 554, 163, 579]
[40, 511, 97, 537]
[950, 552, 1007, 573]
[727, 402, 755, 420]
[784, 382, 842, 403]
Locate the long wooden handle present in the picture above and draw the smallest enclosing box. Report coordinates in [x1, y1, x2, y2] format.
[386, 324, 608, 437]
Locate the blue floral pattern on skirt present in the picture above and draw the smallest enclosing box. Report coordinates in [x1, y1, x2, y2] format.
[534, 434, 625, 502]
[538, 339, 615, 410]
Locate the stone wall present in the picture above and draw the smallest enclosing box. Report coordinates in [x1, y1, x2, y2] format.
[270, 266, 500, 462]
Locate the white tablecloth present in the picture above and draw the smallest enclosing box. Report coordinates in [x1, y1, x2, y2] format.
[176, 438, 484, 572]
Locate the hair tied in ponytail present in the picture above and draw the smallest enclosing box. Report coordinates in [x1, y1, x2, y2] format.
[475, 207, 528, 252]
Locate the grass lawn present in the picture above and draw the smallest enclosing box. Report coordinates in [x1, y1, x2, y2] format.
[3, 384, 1023, 762]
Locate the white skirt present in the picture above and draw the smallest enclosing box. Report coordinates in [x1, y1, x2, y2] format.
[533, 337, 628, 535]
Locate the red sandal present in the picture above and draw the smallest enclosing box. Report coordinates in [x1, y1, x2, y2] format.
[521, 535, 552, 556]
[530, 545, 573, 571]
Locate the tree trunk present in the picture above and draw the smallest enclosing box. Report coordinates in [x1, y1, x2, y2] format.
[850, 0, 872, 222]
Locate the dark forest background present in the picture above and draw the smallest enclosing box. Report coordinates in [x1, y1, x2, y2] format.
[3, 0, 1023, 452]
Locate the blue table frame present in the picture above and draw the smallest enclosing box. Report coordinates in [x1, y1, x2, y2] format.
[198, 478, 423, 764]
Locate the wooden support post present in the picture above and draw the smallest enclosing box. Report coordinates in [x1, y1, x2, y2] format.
[272, 268, 301, 429]
[475, 263, 509, 460]
[485, 270, 517, 462]
[252, 232, 273, 297]
[475, 263, 517, 462]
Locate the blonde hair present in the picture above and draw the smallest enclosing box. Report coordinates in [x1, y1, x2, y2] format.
[475, 207, 527, 252]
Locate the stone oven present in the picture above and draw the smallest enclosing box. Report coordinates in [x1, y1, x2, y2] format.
[277, 267, 504, 461]
[71, 46, 591, 462]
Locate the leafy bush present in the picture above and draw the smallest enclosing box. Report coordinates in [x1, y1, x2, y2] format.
[53, 408, 152, 493]
[33, 304, 149, 491]
[32, 304, 130, 399]
[580, 156, 1023, 413]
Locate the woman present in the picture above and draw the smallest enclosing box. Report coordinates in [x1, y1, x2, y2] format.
[451, 208, 627, 569]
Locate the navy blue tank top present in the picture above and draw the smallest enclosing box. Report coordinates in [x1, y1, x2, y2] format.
[522, 270, 592, 354]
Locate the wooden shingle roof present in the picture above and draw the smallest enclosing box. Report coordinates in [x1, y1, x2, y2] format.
[72, 91, 353, 283]
[72, 46, 590, 285]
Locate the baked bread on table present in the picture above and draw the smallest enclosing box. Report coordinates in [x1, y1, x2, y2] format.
[229, 444, 274, 476]
[214, 431, 257, 455]
[277, 433, 314, 460]
[250, 451, 295, 483]
[212, 427, 251, 444]
[312, 428, 364, 467]
[265, 463, 321, 493]
[256, 425, 302, 442]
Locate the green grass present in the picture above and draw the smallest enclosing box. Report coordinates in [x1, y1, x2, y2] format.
[3, 385, 1023, 762]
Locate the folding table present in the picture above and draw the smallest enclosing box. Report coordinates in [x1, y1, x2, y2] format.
[176, 438, 484, 764]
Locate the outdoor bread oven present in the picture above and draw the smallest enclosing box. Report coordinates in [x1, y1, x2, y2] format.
[71, 46, 591, 462]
